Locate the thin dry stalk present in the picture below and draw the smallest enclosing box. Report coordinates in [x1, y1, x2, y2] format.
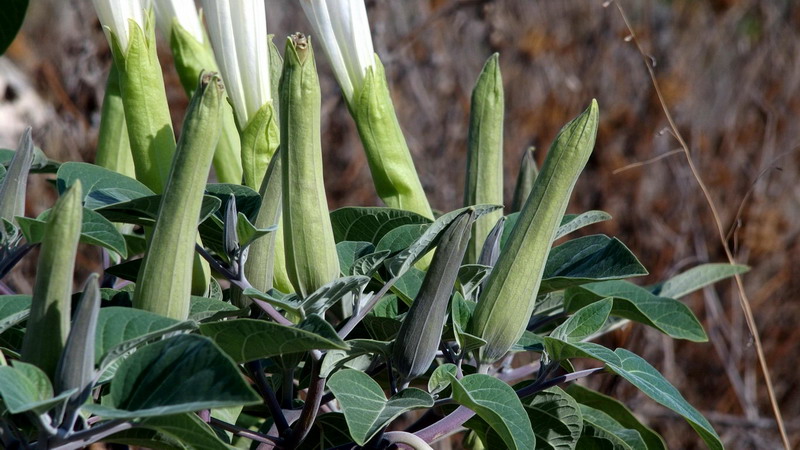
[609, 1, 790, 448]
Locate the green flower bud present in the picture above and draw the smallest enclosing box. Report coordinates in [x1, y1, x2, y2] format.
[469, 101, 599, 365]
[280, 34, 340, 298]
[21, 181, 83, 378]
[134, 73, 224, 320]
[0, 128, 34, 238]
[464, 53, 505, 264]
[392, 209, 476, 382]
[244, 147, 282, 294]
[94, 62, 135, 180]
[511, 146, 538, 212]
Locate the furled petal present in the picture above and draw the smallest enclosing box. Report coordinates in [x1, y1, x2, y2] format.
[153, 0, 205, 44]
[91, 0, 147, 51]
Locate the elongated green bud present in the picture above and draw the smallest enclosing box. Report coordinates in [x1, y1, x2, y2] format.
[95, 62, 135, 180]
[134, 73, 224, 320]
[469, 101, 599, 364]
[392, 209, 476, 382]
[109, 10, 176, 194]
[21, 182, 83, 378]
[464, 54, 504, 264]
[350, 56, 433, 219]
[0, 128, 34, 237]
[170, 20, 242, 185]
[510, 147, 538, 212]
[280, 34, 340, 297]
[244, 148, 282, 294]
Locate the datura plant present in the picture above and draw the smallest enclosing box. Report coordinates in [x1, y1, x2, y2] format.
[0, 2, 746, 450]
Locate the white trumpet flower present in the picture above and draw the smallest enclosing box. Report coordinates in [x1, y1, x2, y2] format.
[200, 0, 271, 129]
[300, 0, 375, 103]
[91, 0, 147, 51]
[153, 0, 205, 44]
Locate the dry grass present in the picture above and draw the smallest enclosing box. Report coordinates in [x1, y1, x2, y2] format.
[1, 0, 798, 448]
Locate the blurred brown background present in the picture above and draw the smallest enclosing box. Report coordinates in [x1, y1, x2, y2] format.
[1, 0, 798, 448]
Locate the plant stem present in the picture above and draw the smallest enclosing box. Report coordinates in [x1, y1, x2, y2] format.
[383, 431, 435, 450]
[338, 275, 400, 339]
[284, 356, 324, 448]
[209, 417, 281, 445]
[48, 419, 132, 450]
[414, 405, 474, 443]
[247, 360, 290, 434]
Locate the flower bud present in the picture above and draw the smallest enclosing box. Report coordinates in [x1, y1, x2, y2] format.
[280, 34, 340, 297]
[469, 101, 599, 365]
[511, 147, 539, 212]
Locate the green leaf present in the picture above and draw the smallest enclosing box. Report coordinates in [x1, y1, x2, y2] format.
[527, 387, 582, 450]
[188, 297, 241, 322]
[83, 334, 259, 418]
[0, 361, 74, 414]
[540, 235, 647, 293]
[374, 223, 429, 254]
[502, 211, 612, 249]
[0, 0, 29, 55]
[565, 281, 708, 341]
[605, 349, 722, 450]
[95, 307, 195, 366]
[327, 369, 434, 445]
[456, 264, 492, 300]
[0, 295, 31, 334]
[450, 292, 486, 354]
[428, 363, 457, 395]
[300, 275, 370, 316]
[656, 263, 749, 299]
[330, 207, 431, 244]
[17, 208, 128, 258]
[136, 413, 232, 450]
[0, 145, 57, 173]
[543, 338, 621, 366]
[579, 404, 646, 450]
[449, 373, 535, 450]
[319, 339, 391, 378]
[97, 194, 221, 228]
[241, 287, 304, 318]
[565, 384, 665, 450]
[296, 412, 353, 450]
[205, 183, 262, 220]
[391, 267, 425, 306]
[350, 250, 391, 277]
[199, 315, 348, 363]
[336, 241, 374, 276]
[56, 161, 153, 199]
[550, 298, 612, 342]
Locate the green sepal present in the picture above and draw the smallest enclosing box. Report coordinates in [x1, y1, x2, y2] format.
[134, 73, 224, 320]
[244, 148, 282, 293]
[20, 181, 83, 378]
[95, 62, 135, 180]
[464, 53, 505, 264]
[109, 11, 176, 194]
[510, 147, 538, 212]
[470, 101, 598, 365]
[280, 35, 339, 297]
[350, 55, 432, 219]
[240, 102, 279, 191]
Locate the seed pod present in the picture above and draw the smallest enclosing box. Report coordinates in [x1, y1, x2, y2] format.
[392, 209, 476, 382]
[134, 73, 224, 320]
[464, 53, 504, 264]
[21, 181, 83, 378]
[280, 34, 340, 297]
[510, 146, 538, 212]
[469, 101, 598, 365]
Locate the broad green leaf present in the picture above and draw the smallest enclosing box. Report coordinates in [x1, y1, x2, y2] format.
[0, 0, 29, 55]
[527, 387, 582, 450]
[188, 297, 242, 322]
[0, 361, 74, 414]
[449, 373, 535, 450]
[456, 264, 492, 300]
[241, 287, 304, 318]
[17, 208, 128, 258]
[83, 334, 259, 418]
[97, 194, 221, 228]
[56, 161, 153, 199]
[605, 349, 722, 450]
[428, 363, 457, 395]
[502, 211, 612, 249]
[104, 258, 142, 282]
[84, 187, 153, 210]
[300, 275, 370, 316]
[565, 384, 665, 450]
[565, 281, 708, 341]
[579, 404, 646, 450]
[540, 235, 647, 293]
[450, 292, 485, 354]
[374, 223, 429, 254]
[320, 339, 391, 378]
[550, 298, 612, 342]
[330, 207, 432, 244]
[102, 428, 183, 449]
[0, 295, 31, 334]
[136, 413, 232, 450]
[391, 267, 425, 306]
[199, 315, 348, 363]
[296, 412, 353, 450]
[336, 241, 374, 276]
[95, 307, 194, 366]
[350, 250, 391, 277]
[327, 369, 433, 445]
[543, 338, 620, 366]
[362, 315, 402, 341]
[0, 145, 57, 173]
[205, 183, 261, 220]
[657, 263, 749, 299]
[385, 205, 500, 278]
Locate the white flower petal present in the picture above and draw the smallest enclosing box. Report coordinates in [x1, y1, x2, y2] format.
[153, 0, 205, 44]
[91, 0, 147, 51]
